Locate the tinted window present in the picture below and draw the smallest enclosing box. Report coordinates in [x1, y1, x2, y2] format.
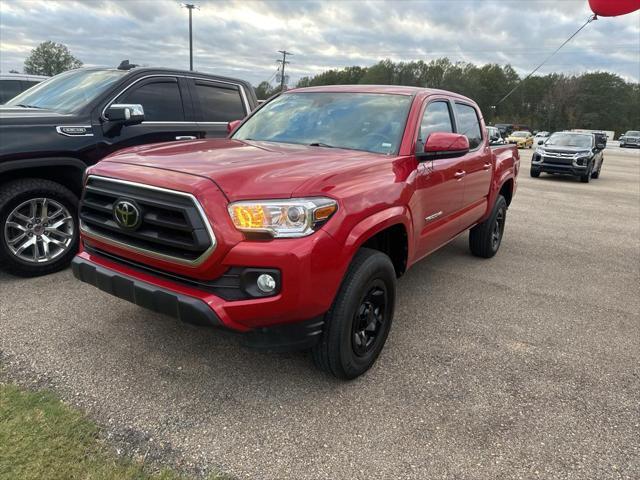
[195, 83, 245, 122]
[454, 103, 482, 149]
[119, 80, 184, 121]
[6, 69, 125, 113]
[0, 80, 23, 103]
[419, 101, 453, 140]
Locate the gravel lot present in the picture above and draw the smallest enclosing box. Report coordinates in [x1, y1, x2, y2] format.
[1, 146, 639, 480]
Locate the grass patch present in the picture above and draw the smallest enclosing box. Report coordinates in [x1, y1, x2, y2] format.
[0, 384, 224, 480]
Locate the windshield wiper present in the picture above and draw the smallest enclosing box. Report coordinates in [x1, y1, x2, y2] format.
[15, 104, 44, 109]
[308, 142, 335, 148]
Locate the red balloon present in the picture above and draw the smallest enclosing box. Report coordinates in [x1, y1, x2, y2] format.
[588, 0, 640, 16]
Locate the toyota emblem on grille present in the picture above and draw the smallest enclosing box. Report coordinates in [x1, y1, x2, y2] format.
[113, 199, 141, 229]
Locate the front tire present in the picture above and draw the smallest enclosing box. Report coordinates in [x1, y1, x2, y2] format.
[591, 160, 602, 179]
[0, 178, 78, 277]
[580, 165, 592, 183]
[312, 248, 396, 380]
[469, 195, 507, 258]
[530, 168, 541, 178]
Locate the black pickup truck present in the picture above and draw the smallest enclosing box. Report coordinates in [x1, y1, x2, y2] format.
[0, 64, 258, 277]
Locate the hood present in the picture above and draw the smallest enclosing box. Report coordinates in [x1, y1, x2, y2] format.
[0, 106, 73, 124]
[540, 145, 592, 154]
[101, 138, 391, 201]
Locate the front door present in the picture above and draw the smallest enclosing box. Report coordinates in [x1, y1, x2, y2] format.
[411, 99, 467, 260]
[98, 76, 200, 157]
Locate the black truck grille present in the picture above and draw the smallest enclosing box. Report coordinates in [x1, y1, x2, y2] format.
[80, 176, 214, 264]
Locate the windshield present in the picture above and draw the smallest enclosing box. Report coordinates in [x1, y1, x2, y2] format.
[6, 69, 126, 113]
[546, 133, 593, 148]
[625, 131, 640, 136]
[233, 92, 413, 154]
[512, 131, 529, 137]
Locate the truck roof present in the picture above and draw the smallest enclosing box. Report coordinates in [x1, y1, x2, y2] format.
[288, 84, 477, 103]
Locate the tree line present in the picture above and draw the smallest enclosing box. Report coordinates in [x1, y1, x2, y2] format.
[256, 58, 640, 135]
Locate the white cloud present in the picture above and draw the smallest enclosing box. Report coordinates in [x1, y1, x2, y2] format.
[0, 0, 638, 83]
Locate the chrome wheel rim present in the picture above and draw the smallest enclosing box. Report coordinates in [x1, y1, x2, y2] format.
[3, 198, 74, 264]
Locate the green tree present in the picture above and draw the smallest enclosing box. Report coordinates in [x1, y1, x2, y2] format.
[23, 41, 83, 76]
[255, 81, 278, 100]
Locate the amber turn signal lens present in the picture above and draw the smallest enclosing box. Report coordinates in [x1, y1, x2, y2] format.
[231, 205, 266, 228]
[314, 204, 337, 222]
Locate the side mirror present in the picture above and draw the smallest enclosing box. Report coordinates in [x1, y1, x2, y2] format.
[417, 132, 470, 160]
[538, 140, 544, 145]
[227, 119, 243, 134]
[105, 104, 144, 126]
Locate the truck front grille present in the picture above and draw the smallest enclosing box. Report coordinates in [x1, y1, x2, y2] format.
[80, 176, 215, 265]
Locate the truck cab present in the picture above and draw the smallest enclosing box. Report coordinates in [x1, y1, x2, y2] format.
[0, 64, 258, 277]
[72, 85, 520, 379]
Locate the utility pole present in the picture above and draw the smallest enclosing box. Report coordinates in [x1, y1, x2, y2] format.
[181, 3, 199, 71]
[277, 50, 293, 91]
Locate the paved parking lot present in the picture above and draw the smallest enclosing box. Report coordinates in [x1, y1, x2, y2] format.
[1, 146, 639, 479]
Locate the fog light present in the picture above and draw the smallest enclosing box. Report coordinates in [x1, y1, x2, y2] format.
[256, 273, 277, 293]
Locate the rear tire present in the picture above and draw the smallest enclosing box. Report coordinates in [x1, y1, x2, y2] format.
[469, 195, 507, 259]
[312, 248, 396, 380]
[0, 178, 79, 277]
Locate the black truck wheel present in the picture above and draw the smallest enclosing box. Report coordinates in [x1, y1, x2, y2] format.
[312, 248, 396, 380]
[580, 165, 592, 183]
[530, 168, 541, 178]
[0, 178, 79, 277]
[591, 161, 602, 179]
[469, 195, 507, 259]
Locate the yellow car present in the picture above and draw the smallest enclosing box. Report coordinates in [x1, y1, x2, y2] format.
[506, 131, 534, 148]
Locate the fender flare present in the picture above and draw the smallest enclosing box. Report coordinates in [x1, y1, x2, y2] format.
[0, 157, 87, 176]
[342, 205, 414, 264]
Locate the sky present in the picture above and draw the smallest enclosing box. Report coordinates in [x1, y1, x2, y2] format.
[1, 0, 639, 85]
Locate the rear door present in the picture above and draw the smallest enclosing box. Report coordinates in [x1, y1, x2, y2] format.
[99, 75, 201, 156]
[412, 98, 467, 259]
[189, 79, 249, 138]
[453, 102, 492, 225]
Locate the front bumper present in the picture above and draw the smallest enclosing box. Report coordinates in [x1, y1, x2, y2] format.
[72, 256, 222, 327]
[532, 161, 588, 176]
[72, 254, 326, 351]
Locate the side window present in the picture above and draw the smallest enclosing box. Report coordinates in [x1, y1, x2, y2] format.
[118, 79, 184, 122]
[194, 82, 246, 122]
[454, 103, 482, 149]
[21, 81, 40, 91]
[419, 101, 453, 140]
[0, 80, 24, 104]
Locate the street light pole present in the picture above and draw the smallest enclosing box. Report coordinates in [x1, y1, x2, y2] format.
[181, 3, 199, 71]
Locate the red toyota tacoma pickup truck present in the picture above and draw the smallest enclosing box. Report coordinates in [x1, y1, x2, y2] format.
[72, 85, 519, 379]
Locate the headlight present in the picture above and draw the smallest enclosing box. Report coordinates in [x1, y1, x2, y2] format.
[228, 197, 337, 238]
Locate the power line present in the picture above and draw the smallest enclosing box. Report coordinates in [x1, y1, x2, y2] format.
[277, 50, 293, 91]
[494, 14, 598, 107]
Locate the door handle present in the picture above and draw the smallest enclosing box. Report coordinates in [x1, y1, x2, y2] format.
[454, 170, 466, 179]
[482, 163, 492, 170]
[175, 135, 196, 140]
